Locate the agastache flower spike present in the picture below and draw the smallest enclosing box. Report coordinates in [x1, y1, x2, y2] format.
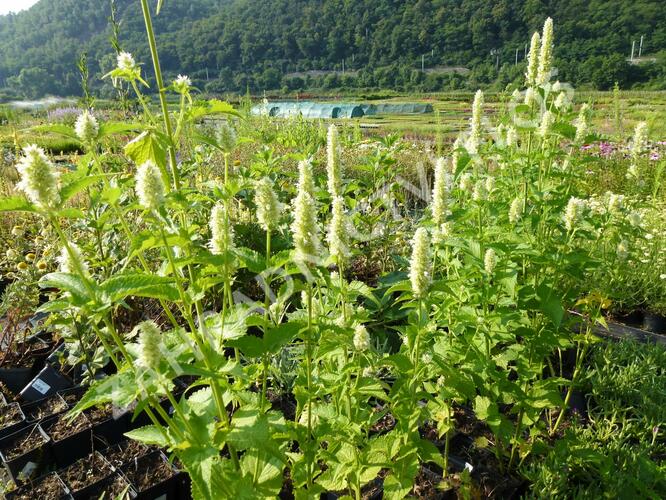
[465, 90, 484, 154]
[135, 160, 165, 211]
[484, 248, 497, 275]
[117, 51, 137, 72]
[537, 18, 554, 86]
[137, 321, 162, 372]
[255, 177, 282, 232]
[209, 202, 235, 255]
[173, 74, 192, 94]
[291, 160, 321, 265]
[57, 242, 89, 278]
[574, 104, 591, 143]
[409, 228, 432, 298]
[326, 124, 342, 197]
[509, 198, 523, 224]
[15, 145, 60, 210]
[74, 110, 99, 144]
[431, 158, 449, 228]
[353, 324, 371, 351]
[631, 122, 648, 161]
[327, 196, 351, 260]
[525, 32, 541, 88]
[564, 197, 585, 231]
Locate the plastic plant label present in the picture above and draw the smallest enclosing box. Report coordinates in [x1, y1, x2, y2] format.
[464, 462, 474, 472]
[32, 379, 51, 395]
[20, 461, 37, 477]
[155, 495, 166, 500]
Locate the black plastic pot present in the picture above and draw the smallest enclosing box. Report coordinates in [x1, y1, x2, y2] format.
[611, 309, 645, 328]
[643, 312, 666, 335]
[41, 413, 93, 468]
[4, 471, 70, 499]
[88, 407, 131, 446]
[0, 423, 52, 484]
[60, 450, 114, 499]
[79, 472, 137, 500]
[0, 402, 27, 440]
[0, 366, 33, 395]
[20, 365, 73, 402]
[22, 393, 69, 424]
[122, 451, 182, 500]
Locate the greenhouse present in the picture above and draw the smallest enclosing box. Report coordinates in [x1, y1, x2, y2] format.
[252, 101, 433, 118]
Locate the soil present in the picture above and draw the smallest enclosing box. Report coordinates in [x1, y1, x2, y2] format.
[24, 395, 68, 422]
[8, 472, 66, 499]
[104, 440, 151, 469]
[2, 426, 47, 461]
[62, 451, 113, 492]
[59, 388, 84, 406]
[0, 403, 23, 427]
[122, 453, 175, 492]
[369, 407, 396, 435]
[44, 413, 90, 441]
[83, 404, 114, 426]
[87, 474, 134, 500]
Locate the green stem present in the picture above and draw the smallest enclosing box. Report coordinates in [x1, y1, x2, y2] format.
[306, 284, 314, 489]
[139, 0, 180, 190]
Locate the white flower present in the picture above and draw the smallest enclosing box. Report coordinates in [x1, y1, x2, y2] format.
[472, 180, 488, 202]
[459, 172, 472, 192]
[15, 144, 60, 210]
[554, 92, 569, 110]
[564, 197, 585, 231]
[627, 211, 642, 227]
[574, 104, 591, 143]
[74, 110, 99, 143]
[506, 126, 518, 147]
[431, 158, 450, 227]
[421, 352, 433, 364]
[539, 110, 554, 138]
[291, 161, 321, 265]
[209, 202, 234, 255]
[326, 125, 342, 197]
[607, 192, 624, 214]
[135, 160, 165, 211]
[137, 321, 161, 371]
[616, 241, 629, 260]
[484, 248, 496, 275]
[465, 90, 484, 154]
[524, 87, 536, 106]
[57, 242, 89, 277]
[353, 324, 371, 351]
[525, 32, 541, 87]
[327, 196, 351, 260]
[659, 274, 666, 280]
[216, 121, 237, 153]
[254, 177, 282, 231]
[6, 249, 17, 260]
[631, 122, 648, 160]
[509, 198, 523, 224]
[117, 51, 137, 72]
[173, 74, 192, 94]
[537, 18, 554, 86]
[409, 228, 432, 298]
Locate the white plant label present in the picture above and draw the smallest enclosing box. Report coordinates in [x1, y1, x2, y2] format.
[20, 461, 37, 477]
[32, 379, 51, 395]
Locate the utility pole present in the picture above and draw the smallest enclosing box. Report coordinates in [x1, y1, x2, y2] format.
[342, 59, 345, 74]
[630, 40, 635, 61]
[515, 48, 519, 65]
[524, 43, 527, 59]
[422, 54, 425, 72]
[205, 68, 209, 80]
[639, 35, 644, 57]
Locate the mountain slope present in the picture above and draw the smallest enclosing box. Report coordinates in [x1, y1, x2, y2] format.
[1, 0, 665, 98]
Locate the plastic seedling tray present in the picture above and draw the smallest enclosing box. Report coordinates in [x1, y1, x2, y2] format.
[20, 365, 73, 402]
[0, 402, 27, 440]
[4, 471, 70, 499]
[41, 412, 93, 468]
[0, 423, 52, 484]
[122, 451, 182, 500]
[60, 450, 114, 499]
[22, 392, 69, 424]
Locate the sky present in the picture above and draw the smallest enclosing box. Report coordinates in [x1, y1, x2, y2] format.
[0, 0, 40, 16]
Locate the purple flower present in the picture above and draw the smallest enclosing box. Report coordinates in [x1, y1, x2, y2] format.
[598, 142, 614, 157]
[650, 152, 661, 161]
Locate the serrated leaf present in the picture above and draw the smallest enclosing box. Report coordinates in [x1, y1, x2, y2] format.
[28, 123, 80, 141]
[125, 425, 170, 447]
[0, 196, 37, 213]
[124, 131, 167, 171]
[60, 174, 107, 203]
[101, 273, 180, 302]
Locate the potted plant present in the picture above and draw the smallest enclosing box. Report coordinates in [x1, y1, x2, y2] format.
[40, 412, 92, 467]
[121, 451, 182, 500]
[22, 393, 69, 424]
[3, 471, 69, 499]
[0, 402, 26, 440]
[0, 423, 52, 484]
[60, 450, 114, 498]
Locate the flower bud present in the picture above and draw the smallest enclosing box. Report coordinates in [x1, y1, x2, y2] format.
[509, 198, 523, 224]
[353, 324, 371, 351]
[484, 248, 496, 275]
[209, 202, 235, 255]
[525, 32, 541, 87]
[327, 196, 351, 260]
[57, 243, 89, 277]
[15, 144, 60, 210]
[74, 110, 99, 144]
[537, 18, 554, 85]
[135, 160, 165, 211]
[254, 177, 282, 232]
[173, 74, 192, 94]
[409, 228, 432, 298]
[137, 321, 161, 371]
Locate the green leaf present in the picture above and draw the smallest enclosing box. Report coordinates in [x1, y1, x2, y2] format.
[537, 283, 564, 328]
[124, 131, 167, 172]
[60, 174, 108, 203]
[98, 122, 144, 138]
[125, 425, 170, 447]
[100, 273, 180, 302]
[0, 196, 37, 213]
[28, 123, 80, 141]
[39, 272, 91, 302]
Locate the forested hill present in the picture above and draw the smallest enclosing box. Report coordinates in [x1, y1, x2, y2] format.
[1, 0, 665, 98]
